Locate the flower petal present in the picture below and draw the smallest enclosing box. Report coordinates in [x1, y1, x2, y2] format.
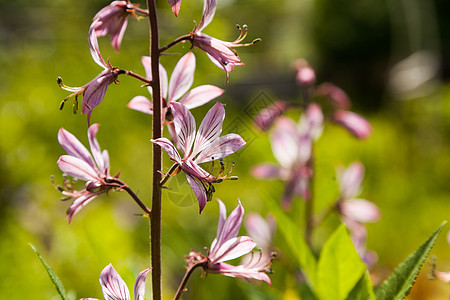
[99, 264, 131, 300]
[332, 110, 373, 140]
[88, 124, 107, 174]
[66, 192, 99, 223]
[89, 20, 108, 69]
[340, 199, 381, 223]
[195, 133, 245, 164]
[270, 117, 300, 168]
[151, 138, 181, 163]
[185, 174, 207, 213]
[191, 102, 225, 157]
[197, 0, 216, 32]
[127, 95, 153, 115]
[244, 213, 275, 250]
[210, 236, 256, 263]
[168, 52, 195, 102]
[58, 155, 100, 182]
[337, 162, 364, 199]
[58, 128, 96, 170]
[134, 268, 151, 300]
[216, 199, 244, 246]
[178, 85, 224, 109]
[209, 262, 272, 285]
[168, 0, 181, 16]
[211, 199, 227, 251]
[170, 102, 196, 155]
[251, 164, 287, 180]
[141, 56, 168, 98]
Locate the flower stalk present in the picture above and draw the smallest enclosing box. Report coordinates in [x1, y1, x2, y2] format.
[146, 0, 163, 298]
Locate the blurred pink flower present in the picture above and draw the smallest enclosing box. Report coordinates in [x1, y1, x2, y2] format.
[292, 59, 316, 86]
[92, 0, 143, 52]
[189, 0, 258, 81]
[316, 83, 351, 109]
[244, 213, 276, 251]
[335, 162, 380, 267]
[152, 102, 245, 213]
[253, 100, 289, 132]
[58, 20, 120, 124]
[252, 104, 323, 208]
[332, 110, 372, 140]
[78, 263, 150, 300]
[57, 124, 118, 222]
[336, 162, 380, 224]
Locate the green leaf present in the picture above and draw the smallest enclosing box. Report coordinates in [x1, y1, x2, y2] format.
[29, 243, 69, 300]
[264, 196, 317, 287]
[346, 271, 376, 300]
[375, 221, 447, 300]
[315, 224, 366, 300]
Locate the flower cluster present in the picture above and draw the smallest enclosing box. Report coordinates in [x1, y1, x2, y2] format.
[185, 199, 273, 284]
[56, 124, 120, 223]
[152, 102, 245, 213]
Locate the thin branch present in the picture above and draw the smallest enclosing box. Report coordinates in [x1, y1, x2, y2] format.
[118, 69, 152, 85]
[173, 262, 206, 300]
[160, 163, 180, 186]
[159, 34, 192, 53]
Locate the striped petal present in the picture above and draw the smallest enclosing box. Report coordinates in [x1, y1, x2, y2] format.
[58, 128, 96, 170]
[195, 133, 245, 164]
[171, 102, 196, 155]
[168, 52, 195, 102]
[179, 85, 224, 109]
[99, 264, 131, 300]
[191, 102, 225, 157]
[57, 155, 99, 182]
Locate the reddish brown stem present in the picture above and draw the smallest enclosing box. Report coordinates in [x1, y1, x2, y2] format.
[159, 34, 192, 53]
[173, 262, 206, 300]
[146, 0, 163, 298]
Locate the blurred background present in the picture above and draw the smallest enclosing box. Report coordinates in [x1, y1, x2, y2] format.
[1, 0, 449, 299]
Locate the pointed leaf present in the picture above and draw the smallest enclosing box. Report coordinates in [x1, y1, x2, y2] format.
[315, 224, 366, 300]
[375, 222, 446, 300]
[346, 271, 376, 300]
[30, 244, 69, 300]
[264, 194, 316, 288]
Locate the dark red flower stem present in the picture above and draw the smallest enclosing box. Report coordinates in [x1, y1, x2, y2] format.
[146, 0, 163, 298]
[159, 34, 192, 53]
[160, 163, 180, 186]
[173, 261, 207, 300]
[118, 69, 152, 84]
[105, 178, 151, 215]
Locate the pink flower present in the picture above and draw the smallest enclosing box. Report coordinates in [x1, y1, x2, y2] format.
[253, 100, 289, 132]
[244, 213, 276, 251]
[57, 124, 119, 223]
[127, 52, 223, 115]
[335, 162, 381, 268]
[58, 20, 120, 124]
[78, 263, 150, 300]
[316, 83, 351, 109]
[152, 102, 245, 213]
[92, 1, 142, 52]
[336, 162, 380, 224]
[332, 110, 372, 140]
[189, 0, 259, 81]
[186, 199, 272, 284]
[251, 104, 323, 208]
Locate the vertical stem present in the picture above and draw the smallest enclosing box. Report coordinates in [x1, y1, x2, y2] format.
[302, 86, 314, 247]
[147, 0, 162, 299]
[305, 156, 314, 248]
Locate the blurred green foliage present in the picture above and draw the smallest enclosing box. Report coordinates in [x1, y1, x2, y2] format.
[1, 0, 450, 299]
